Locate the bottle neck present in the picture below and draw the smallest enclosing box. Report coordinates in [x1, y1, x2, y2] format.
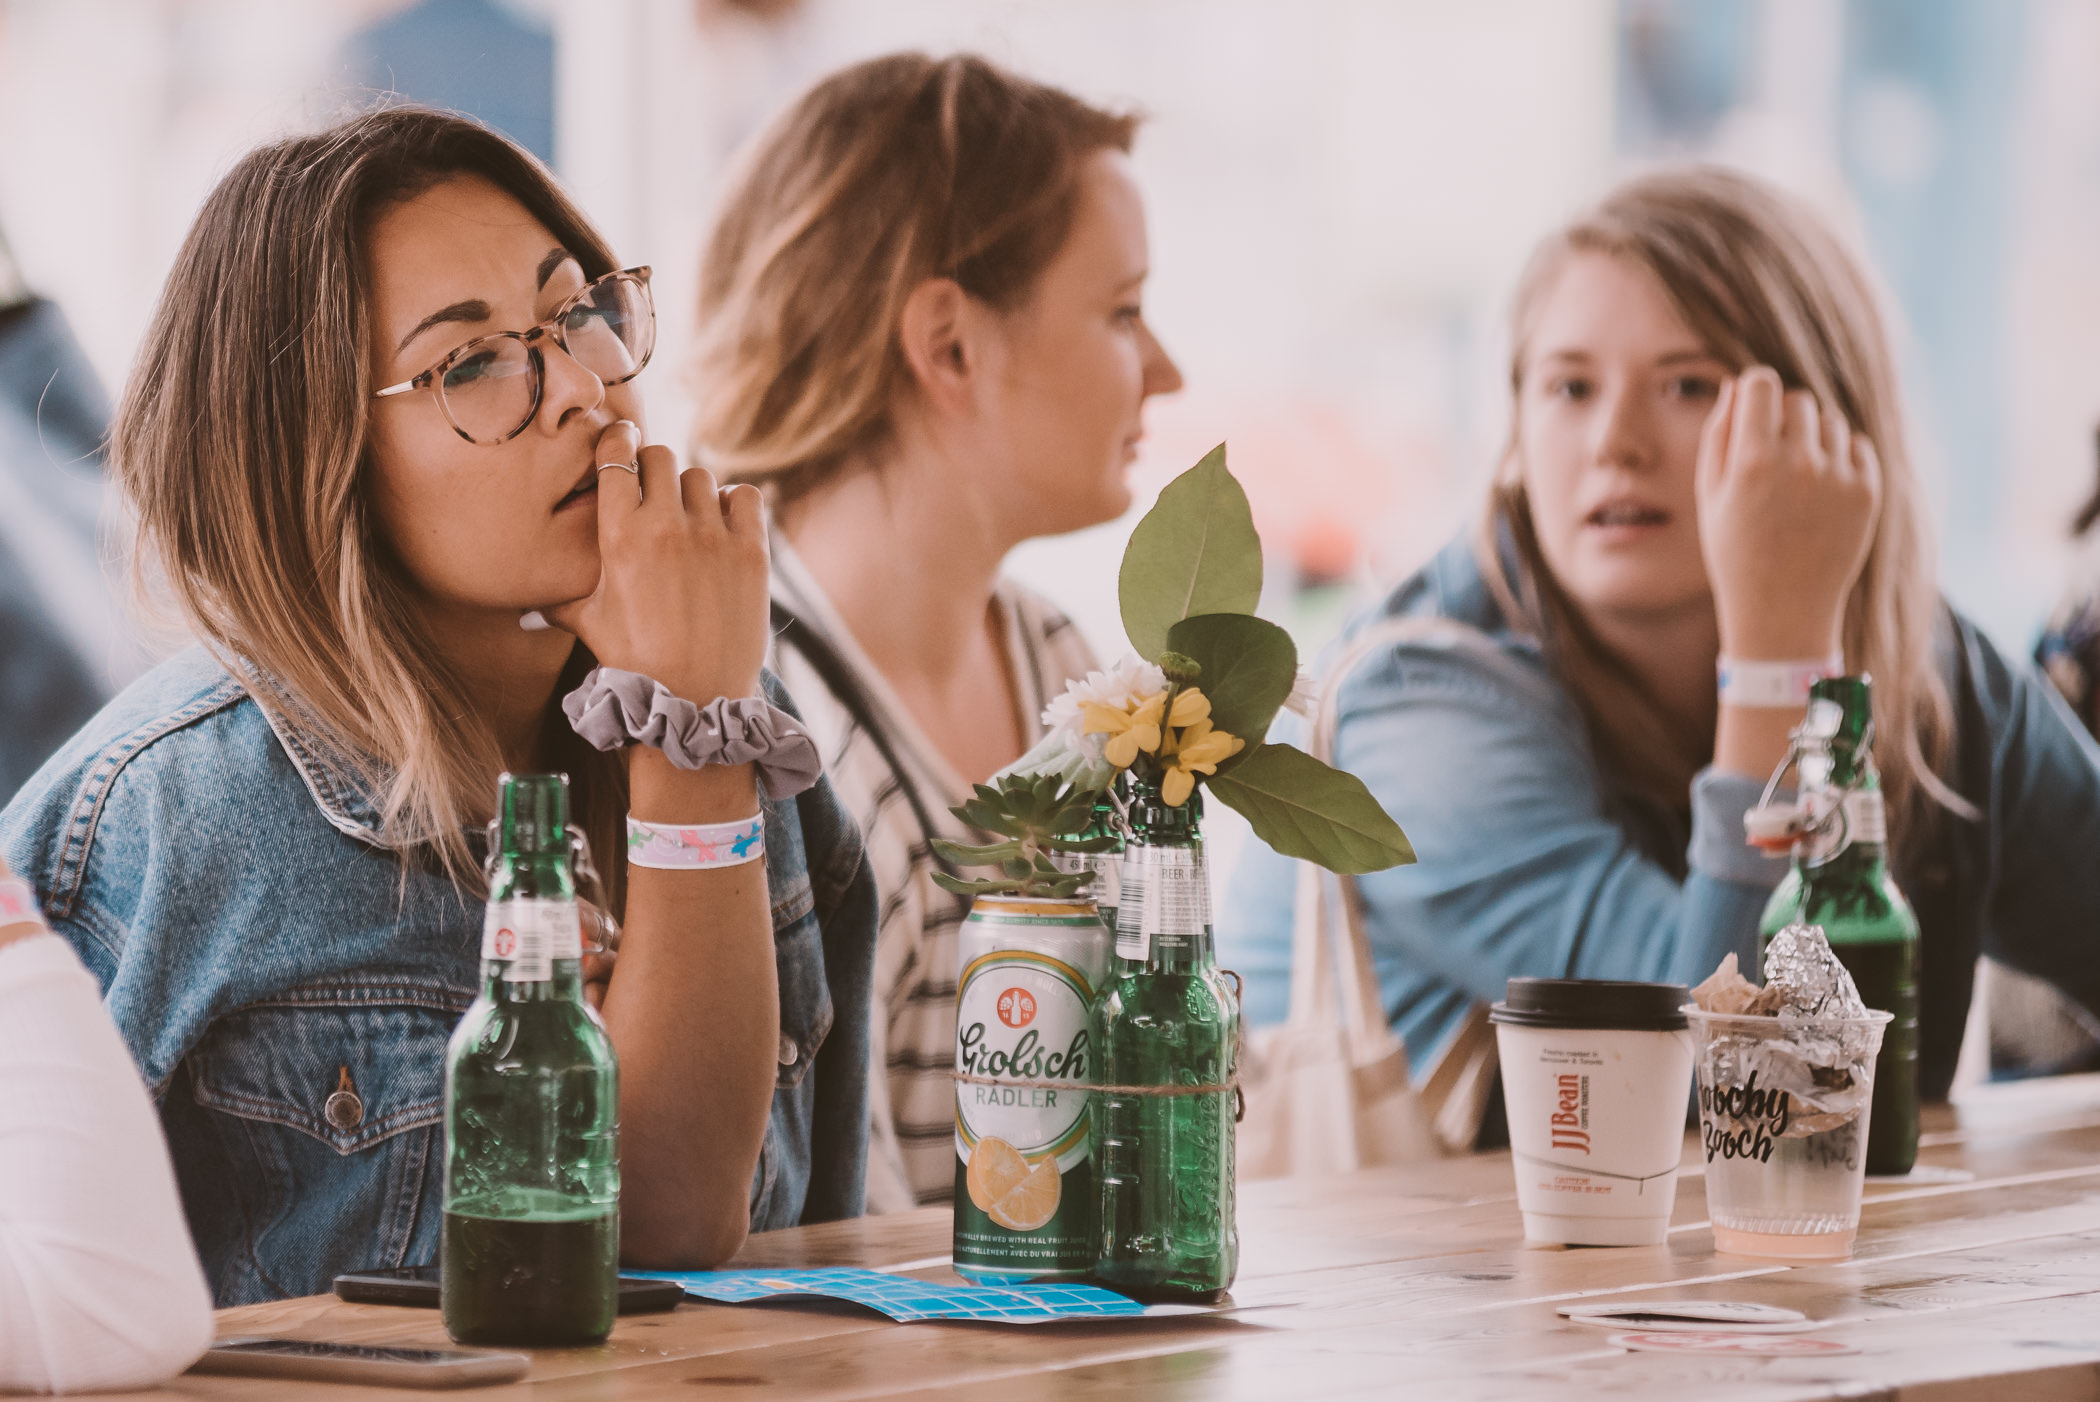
[1136, 928, 1216, 973]
[1796, 780, 1891, 877]
[481, 854, 585, 1000]
[1115, 806, 1214, 971]
[479, 960, 586, 1003]
[1127, 782, 1200, 843]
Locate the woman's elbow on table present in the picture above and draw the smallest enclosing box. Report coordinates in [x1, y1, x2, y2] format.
[618, 1183, 752, 1272]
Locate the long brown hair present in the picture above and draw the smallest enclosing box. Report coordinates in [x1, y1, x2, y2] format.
[1485, 166, 1963, 864]
[689, 52, 1137, 502]
[112, 106, 625, 900]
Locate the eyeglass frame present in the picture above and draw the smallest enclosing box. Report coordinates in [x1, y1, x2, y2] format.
[371, 265, 656, 445]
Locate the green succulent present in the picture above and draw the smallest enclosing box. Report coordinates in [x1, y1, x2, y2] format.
[930, 773, 1117, 899]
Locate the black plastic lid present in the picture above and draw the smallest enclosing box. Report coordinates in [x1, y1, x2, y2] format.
[1488, 978, 1690, 1031]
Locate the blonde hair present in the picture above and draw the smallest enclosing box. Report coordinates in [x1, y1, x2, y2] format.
[112, 107, 627, 901]
[1486, 165, 1963, 864]
[689, 52, 1137, 502]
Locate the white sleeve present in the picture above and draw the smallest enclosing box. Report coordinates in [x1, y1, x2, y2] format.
[0, 934, 215, 1394]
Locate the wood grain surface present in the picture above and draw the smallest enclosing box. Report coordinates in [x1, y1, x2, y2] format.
[130, 1073, 2100, 1401]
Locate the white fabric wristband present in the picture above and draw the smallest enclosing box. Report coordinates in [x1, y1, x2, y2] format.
[1716, 654, 1845, 709]
[0, 877, 45, 931]
[626, 814, 765, 870]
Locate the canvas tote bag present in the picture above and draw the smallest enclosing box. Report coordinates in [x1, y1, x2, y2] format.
[1236, 617, 1501, 1179]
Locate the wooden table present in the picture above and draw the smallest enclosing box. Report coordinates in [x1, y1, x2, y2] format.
[142, 1073, 2100, 1400]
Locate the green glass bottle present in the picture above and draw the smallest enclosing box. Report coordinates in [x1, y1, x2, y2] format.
[1758, 676, 1921, 1176]
[1054, 788, 1126, 933]
[442, 773, 620, 1346]
[1089, 779, 1238, 1301]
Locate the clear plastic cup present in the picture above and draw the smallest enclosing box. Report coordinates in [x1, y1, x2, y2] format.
[1686, 1006, 1892, 1260]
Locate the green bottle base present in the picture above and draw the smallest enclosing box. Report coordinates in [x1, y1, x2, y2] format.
[440, 1208, 617, 1347]
[1083, 1271, 1231, 1305]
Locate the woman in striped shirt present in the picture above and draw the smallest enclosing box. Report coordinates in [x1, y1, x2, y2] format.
[688, 53, 1184, 1210]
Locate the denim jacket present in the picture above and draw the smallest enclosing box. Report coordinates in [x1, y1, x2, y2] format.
[0, 647, 877, 1306]
[1221, 535, 2100, 1102]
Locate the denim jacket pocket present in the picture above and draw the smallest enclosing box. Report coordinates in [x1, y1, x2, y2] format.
[183, 983, 468, 1298]
[772, 871, 834, 1092]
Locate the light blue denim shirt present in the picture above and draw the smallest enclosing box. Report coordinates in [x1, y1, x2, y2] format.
[1221, 534, 2100, 1102]
[0, 647, 877, 1306]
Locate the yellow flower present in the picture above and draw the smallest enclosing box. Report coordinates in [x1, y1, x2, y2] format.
[1167, 687, 1212, 729]
[1161, 719, 1244, 806]
[1082, 692, 1166, 769]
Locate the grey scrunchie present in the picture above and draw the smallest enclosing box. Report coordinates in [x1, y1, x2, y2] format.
[562, 667, 823, 799]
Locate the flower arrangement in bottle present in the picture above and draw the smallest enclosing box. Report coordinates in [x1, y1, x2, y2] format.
[940, 444, 1415, 1300]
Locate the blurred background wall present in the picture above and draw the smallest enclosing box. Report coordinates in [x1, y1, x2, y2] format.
[7, 0, 2094, 1075]
[2, 0, 2096, 775]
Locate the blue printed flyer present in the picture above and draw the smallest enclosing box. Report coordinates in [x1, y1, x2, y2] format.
[631, 1267, 1210, 1325]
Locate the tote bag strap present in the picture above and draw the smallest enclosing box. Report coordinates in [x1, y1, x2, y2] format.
[1301, 614, 1502, 1148]
[770, 601, 957, 877]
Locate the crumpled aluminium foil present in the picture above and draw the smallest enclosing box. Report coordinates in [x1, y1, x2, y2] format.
[1700, 924, 1879, 1136]
[1763, 923, 1869, 1020]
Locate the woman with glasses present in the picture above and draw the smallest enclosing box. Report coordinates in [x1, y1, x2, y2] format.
[689, 55, 1182, 1212]
[0, 107, 878, 1306]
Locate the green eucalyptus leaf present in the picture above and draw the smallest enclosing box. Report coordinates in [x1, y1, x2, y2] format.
[1118, 444, 1263, 659]
[1165, 612, 1298, 758]
[1207, 742, 1414, 875]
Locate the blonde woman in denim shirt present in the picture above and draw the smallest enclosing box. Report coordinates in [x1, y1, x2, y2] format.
[1224, 167, 2100, 1118]
[0, 109, 877, 1305]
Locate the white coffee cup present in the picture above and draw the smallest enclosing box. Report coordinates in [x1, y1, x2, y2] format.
[1490, 978, 1695, 1247]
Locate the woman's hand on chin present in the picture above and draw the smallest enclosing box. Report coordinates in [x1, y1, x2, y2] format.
[1697, 366, 1882, 661]
[545, 419, 770, 703]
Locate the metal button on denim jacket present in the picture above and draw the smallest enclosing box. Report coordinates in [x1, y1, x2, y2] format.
[0, 647, 877, 1306]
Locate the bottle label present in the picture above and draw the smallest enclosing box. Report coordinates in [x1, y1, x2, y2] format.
[1114, 846, 1208, 960]
[482, 898, 583, 982]
[1090, 854, 1121, 913]
[1051, 849, 1121, 911]
[1802, 787, 1886, 864]
[1844, 789, 1886, 845]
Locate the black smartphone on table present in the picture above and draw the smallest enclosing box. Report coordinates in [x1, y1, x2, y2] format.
[334, 1263, 686, 1314]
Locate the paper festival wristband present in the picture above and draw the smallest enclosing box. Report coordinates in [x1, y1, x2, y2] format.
[0, 876, 47, 929]
[627, 814, 765, 870]
[1716, 653, 1846, 709]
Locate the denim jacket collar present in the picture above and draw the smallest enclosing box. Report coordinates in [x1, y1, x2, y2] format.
[231, 655, 411, 850]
